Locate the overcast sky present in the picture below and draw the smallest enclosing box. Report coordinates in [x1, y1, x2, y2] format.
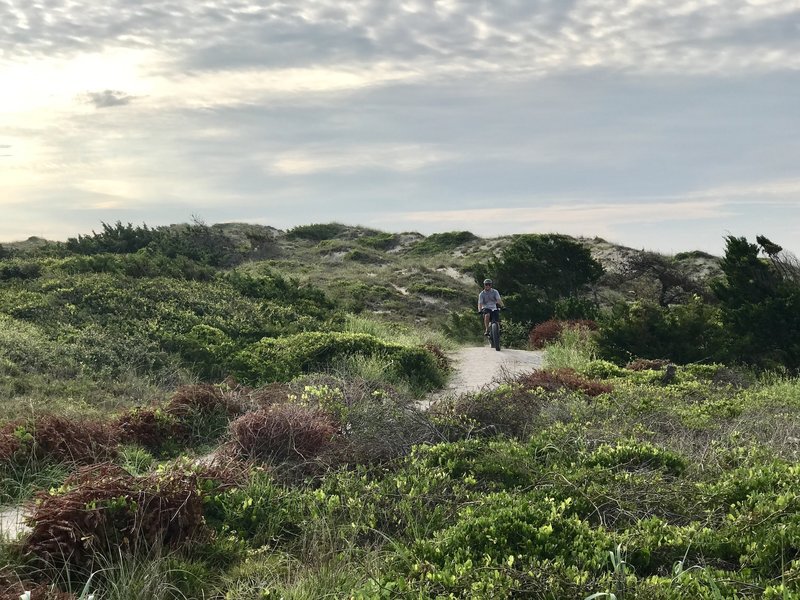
[2, 0, 799, 255]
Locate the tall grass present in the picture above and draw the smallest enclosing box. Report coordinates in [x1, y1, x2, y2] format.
[343, 314, 456, 351]
[543, 325, 597, 372]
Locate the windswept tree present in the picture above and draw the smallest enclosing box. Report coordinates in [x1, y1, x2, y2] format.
[623, 251, 709, 307]
[712, 235, 800, 369]
[476, 234, 604, 323]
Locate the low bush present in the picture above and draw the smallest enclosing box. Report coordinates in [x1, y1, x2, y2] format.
[626, 358, 671, 371]
[23, 462, 243, 570]
[516, 368, 612, 397]
[430, 383, 547, 439]
[580, 359, 626, 379]
[0, 415, 116, 466]
[285, 223, 347, 242]
[406, 231, 477, 255]
[584, 440, 688, 476]
[113, 407, 186, 455]
[165, 383, 242, 443]
[0, 260, 42, 281]
[357, 232, 399, 250]
[233, 332, 445, 393]
[529, 319, 598, 349]
[228, 403, 339, 462]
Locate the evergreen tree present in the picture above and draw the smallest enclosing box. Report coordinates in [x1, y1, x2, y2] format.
[712, 235, 800, 369]
[478, 234, 604, 323]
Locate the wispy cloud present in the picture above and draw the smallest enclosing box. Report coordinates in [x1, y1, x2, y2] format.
[380, 199, 731, 232]
[3, 0, 799, 77]
[1, 0, 798, 255]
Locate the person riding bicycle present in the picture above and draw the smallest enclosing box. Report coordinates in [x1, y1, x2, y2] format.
[478, 279, 504, 336]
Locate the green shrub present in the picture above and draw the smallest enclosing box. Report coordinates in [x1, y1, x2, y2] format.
[406, 231, 477, 255]
[344, 248, 383, 263]
[357, 233, 399, 250]
[232, 332, 444, 393]
[581, 360, 625, 379]
[598, 298, 725, 365]
[0, 260, 42, 281]
[204, 471, 301, 545]
[430, 383, 550, 439]
[584, 441, 688, 476]
[285, 223, 348, 242]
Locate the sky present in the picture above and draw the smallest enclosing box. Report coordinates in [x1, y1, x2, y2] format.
[1, 0, 799, 256]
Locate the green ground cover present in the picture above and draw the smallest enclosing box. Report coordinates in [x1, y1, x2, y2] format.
[2, 223, 800, 599]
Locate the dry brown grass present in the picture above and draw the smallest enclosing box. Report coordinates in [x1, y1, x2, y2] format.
[229, 403, 339, 462]
[0, 415, 117, 466]
[516, 368, 612, 397]
[22, 462, 244, 570]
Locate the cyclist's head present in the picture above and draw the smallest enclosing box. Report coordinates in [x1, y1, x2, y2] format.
[483, 279, 493, 287]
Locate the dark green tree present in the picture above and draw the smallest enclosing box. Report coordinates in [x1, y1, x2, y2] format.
[65, 221, 158, 255]
[712, 235, 800, 369]
[597, 297, 725, 365]
[477, 234, 604, 323]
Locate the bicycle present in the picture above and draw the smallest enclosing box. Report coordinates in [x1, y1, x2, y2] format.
[480, 307, 504, 351]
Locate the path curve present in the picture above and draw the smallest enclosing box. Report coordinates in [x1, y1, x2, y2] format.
[420, 345, 545, 408]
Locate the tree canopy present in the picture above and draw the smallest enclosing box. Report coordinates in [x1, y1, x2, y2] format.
[477, 234, 604, 323]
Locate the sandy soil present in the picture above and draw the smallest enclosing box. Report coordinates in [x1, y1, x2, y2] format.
[0, 506, 29, 540]
[420, 345, 544, 408]
[3, 346, 545, 539]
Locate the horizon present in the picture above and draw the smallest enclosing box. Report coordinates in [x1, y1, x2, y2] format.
[2, 1, 799, 256]
[1, 218, 785, 259]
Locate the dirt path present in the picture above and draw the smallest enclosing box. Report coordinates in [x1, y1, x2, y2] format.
[0, 506, 28, 540]
[420, 345, 545, 408]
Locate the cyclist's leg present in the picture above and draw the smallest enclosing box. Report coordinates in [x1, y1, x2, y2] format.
[483, 311, 490, 334]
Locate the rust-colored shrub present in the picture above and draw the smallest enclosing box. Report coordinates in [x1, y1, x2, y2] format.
[626, 358, 671, 371]
[516, 368, 612, 397]
[166, 383, 240, 417]
[113, 406, 187, 453]
[529, 319, 598, 349]
[229, 404, 338, 461]
[0, 416, 116, 466]
[248, 382, 292, 408]
[23, 462, 241, 570]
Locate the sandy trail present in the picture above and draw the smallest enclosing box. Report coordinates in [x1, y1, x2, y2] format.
[0, 506, 28, 540]
[3, 346, 545, 538]
[420, 345, 545, 408]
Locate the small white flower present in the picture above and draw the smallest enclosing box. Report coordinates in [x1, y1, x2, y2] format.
[20, 592, 32, 600]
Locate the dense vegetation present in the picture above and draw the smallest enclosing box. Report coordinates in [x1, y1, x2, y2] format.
[1, 221, 800, 599]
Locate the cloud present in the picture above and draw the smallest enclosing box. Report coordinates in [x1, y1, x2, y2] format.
[2, 0, 799, 77]
[378, 199, 731, 232]
[84, 89, 135, 108]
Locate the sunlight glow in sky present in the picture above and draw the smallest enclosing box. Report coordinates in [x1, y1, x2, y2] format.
[1, 0, 799, 255]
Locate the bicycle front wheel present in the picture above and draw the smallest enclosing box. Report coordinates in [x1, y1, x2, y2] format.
[490, 322, 500, 351]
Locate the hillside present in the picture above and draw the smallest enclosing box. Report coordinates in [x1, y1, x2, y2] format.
[2, 221, 721, 321]
[4, 221, 800, 599]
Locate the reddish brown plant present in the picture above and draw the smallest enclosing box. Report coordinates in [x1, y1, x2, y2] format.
[516, 368, 612, 397]
[229, 403, 339, 461]
[529, 319, 598, 349]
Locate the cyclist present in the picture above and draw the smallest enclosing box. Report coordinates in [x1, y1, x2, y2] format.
[478, 278, 504, 336]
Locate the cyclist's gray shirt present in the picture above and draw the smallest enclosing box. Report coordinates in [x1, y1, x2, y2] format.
[478, 289, 502, 310]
